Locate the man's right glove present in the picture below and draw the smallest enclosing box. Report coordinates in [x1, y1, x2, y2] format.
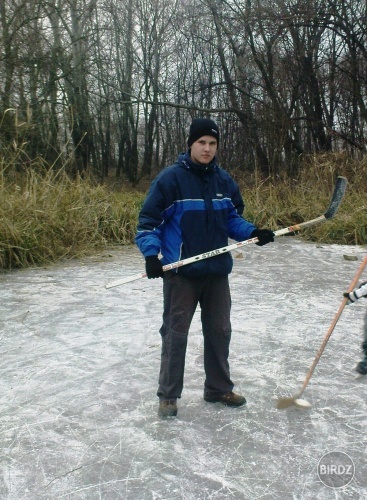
[251, 228, 275, 246]
[343, 281, 367, 302]
[145, 255, 164, 279]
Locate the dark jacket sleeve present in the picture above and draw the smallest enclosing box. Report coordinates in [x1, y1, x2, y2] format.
[135, 175, 168, 257]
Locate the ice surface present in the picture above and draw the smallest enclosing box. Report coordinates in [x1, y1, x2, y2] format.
[0, 238, 366, 499]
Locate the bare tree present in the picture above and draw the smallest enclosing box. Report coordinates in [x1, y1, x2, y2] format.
[1, 0, 366, 181]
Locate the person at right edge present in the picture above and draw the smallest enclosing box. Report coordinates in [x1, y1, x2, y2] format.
[343, 281, 367, 375]
[135, 118, 274, 418]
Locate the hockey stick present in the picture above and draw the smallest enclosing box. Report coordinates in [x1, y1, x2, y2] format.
[105, 176, 347, 289]
[276, 253, 367, 410]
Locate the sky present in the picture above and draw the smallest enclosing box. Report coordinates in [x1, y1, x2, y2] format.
[0, 237, 366, 499]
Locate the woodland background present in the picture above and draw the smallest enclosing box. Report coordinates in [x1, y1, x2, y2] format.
[0, 0, 366, 269]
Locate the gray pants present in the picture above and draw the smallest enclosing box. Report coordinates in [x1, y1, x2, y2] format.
[157, 272, 234, 400]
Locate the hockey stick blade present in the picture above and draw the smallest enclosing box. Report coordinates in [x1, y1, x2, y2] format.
[276, 397, 312, 410]
[106, 176, 347, 289]
[323, 176, 347, 219]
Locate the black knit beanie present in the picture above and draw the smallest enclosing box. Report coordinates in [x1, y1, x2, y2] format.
[187, 118, 219, 148]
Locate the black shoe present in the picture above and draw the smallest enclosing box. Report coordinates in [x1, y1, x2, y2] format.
[356, 358, 367, 375]
[204, 391, 246, 407]
[158, 399, 178, 417]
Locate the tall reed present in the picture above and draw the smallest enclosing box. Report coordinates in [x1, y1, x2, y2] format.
[0, 164, 143, 269]
[238, 152, 366, 246]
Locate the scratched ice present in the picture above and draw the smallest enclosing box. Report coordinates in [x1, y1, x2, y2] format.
[0, 238, 366, 499]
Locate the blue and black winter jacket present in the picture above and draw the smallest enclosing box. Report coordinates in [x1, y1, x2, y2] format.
[135, 152, 257, 277]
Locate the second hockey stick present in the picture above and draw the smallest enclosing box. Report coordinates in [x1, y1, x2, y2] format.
[276, 252, 367, 410]
[106, 176, 347, 289]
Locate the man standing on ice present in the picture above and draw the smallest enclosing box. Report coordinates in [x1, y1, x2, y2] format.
[135, 118, 274, 417]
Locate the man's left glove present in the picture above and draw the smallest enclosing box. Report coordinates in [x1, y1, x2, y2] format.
[251, 228, 275, 246]
[145, 255, 164, 279]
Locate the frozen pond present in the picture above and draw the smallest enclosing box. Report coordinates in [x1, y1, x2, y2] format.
[0, 237, 366, 499]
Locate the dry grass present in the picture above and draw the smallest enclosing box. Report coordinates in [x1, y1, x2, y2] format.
[0, 150, 366, 270]
[238, 152, 367, 246]
[0, 164, 144, 269]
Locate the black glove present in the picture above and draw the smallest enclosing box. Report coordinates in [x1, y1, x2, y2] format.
[343, 281, 367, 302]
[145, 255, 164, 279]
[251, 228, 275, 246]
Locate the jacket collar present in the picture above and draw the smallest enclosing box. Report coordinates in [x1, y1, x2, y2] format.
[180, 151, 217, 175]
